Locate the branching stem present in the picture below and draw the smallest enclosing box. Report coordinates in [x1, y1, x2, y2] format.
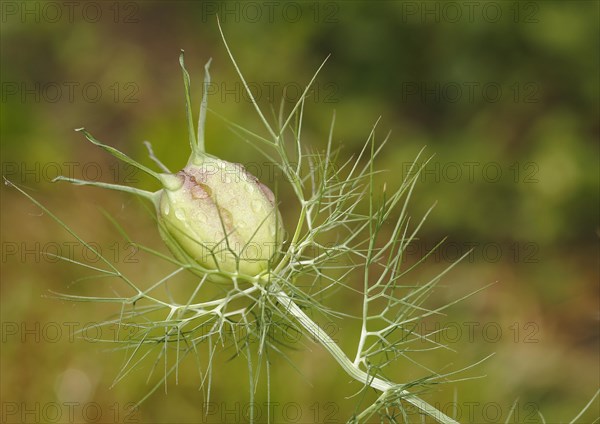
[264, 278, 459, 424]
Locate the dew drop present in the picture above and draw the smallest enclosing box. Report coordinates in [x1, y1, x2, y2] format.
[244, 183, 255, 194]
[175, 208, 185, 220]
[163, 203, 170, 215]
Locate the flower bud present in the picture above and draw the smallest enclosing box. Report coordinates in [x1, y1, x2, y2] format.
[157, 155, 284, 276]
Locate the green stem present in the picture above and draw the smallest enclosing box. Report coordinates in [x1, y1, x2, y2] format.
[197, 58, 212, 153]
[273, 203, 306, 275]
[52, 176, 157, 201]
[269, 281, 459, 424]
[75, 128, 162, 182]
[179, 50, 199, 156]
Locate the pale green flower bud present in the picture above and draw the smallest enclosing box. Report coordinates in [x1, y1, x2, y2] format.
[157, 155, 284, 276]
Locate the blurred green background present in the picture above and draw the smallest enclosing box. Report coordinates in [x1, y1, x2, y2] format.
[1, 1, 598, 422]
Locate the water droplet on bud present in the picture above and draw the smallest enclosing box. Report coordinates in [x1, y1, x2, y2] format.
[157, 155, 284, 276]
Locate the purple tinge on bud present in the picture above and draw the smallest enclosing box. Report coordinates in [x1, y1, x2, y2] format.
[157, 156, 284, 276]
